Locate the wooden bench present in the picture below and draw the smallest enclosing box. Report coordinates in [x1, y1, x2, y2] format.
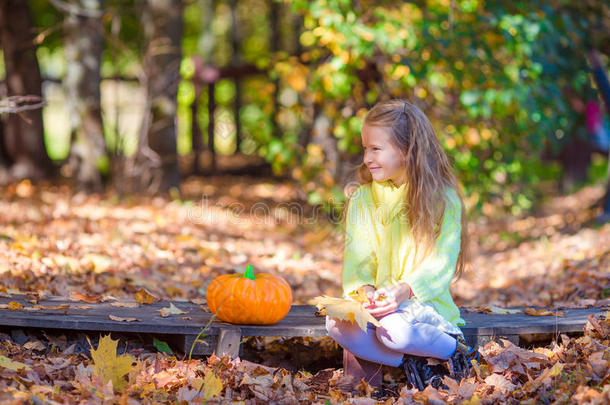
[0, 295, 606, 358]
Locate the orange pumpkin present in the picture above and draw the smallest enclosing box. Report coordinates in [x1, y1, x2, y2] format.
[206, 265, 292, 324]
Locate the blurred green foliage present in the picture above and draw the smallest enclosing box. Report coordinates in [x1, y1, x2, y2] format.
[282, 0, 608, 215]
[12, 0, 610, 215]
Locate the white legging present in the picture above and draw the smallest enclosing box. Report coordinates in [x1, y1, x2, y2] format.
[326, 312, 458, 367]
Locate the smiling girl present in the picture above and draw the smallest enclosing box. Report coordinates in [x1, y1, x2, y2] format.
[326, 100, 478, 391]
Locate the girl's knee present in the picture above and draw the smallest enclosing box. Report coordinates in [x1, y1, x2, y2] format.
[376, 315, 416, 349]
[326, 317, 371, 347]
[325, 316, 339, 337]
[326, 317, 352, 341]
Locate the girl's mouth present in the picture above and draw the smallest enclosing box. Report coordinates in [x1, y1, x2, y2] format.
[369, 167, 381, 171]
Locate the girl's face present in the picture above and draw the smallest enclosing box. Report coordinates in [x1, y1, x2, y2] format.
[361, 125, 407, 186]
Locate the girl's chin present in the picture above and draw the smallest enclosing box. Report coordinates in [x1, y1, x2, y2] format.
[370, 172, 387, 181]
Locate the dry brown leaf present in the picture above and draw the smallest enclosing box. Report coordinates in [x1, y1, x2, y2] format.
[159, 303, 186, 318]
[135, 289, 156, 305]
[153, 370, 183, 389]
[110, 302, 139, 308]
[108, 315, 139, 322]
[486, 305, 522, 314]
[311, 296, 380, 331]
[23, 341, 46, 351]
[484, 373, 516, 392]
[588, 351, 609, 378]
[8, 301, 22, 310]
[190, 298, 206, 305]
[524, 308, 564, 316]
[71, 293, 103, 303]
[531, 362, 564, 389]
[41, 305, 70, 310]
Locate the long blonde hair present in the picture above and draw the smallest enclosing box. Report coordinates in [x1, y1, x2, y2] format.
[346, 99, 468, 280]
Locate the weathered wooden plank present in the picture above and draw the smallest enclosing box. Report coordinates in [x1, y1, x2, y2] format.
[0, 295, 606, 357]
[215, 327, 242, 358]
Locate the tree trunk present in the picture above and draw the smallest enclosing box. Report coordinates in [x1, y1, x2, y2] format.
[229, 0, 242, 152]
[140, 0, 183, 193]
[63, 0, 106, 191]
[0, 114, 7, 183]
[0, 0, 53, 180]
[0, 79, 8, 179]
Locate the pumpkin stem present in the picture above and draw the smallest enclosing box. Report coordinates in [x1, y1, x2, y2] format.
[243, 264, 256, 280]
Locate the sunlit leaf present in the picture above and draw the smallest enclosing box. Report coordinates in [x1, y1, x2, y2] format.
[311, 296, 380, 331]
[89, 335, 134, 391]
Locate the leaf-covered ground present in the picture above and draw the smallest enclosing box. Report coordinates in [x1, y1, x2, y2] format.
[0, 177, 608, 403]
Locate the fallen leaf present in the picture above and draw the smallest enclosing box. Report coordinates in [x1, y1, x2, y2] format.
[0, 355, 31, 371]
[23, 341, 46, 351]
[153, 338, 173, 355]
[202, 370, 223, 400]
[153, 370, 182, 389]
[108, 315, 139, 322]
[89, 335, 135, 391]
[347, 287, 372, 304]
[311, 296, 380, 331]
[190, 298, 206, 305]
[41, 305, 70, 310]
[487, 305, 522, 314]
[8, 301, 22, 310]
[484, 373, 516, 392]
[82, 253, 114, 273]
[160, 303, 186, 317]
[461, 393, 482, 405]
[530, 361, 564, 389]
[524, 308, 564, 316]
[354, 378, 375, 396]
[71, 293, 103, 303]
[135, 289, 156, 305]
[110, 302, 139, 308]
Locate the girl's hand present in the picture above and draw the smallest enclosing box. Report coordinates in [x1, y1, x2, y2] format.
[358, 285, 376, 303]
[363, 283, 413, 318]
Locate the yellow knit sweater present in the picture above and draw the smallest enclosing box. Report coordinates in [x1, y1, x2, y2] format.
[342, 180, 466, 327]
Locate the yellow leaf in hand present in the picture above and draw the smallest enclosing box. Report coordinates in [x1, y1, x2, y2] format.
[89, 335, 134, 391]
[311, 296, 380, 331]
[347, 287, 371, 304]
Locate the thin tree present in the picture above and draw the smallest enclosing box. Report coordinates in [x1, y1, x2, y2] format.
[57, 0, 107, 191]
[136, 0, 183, 193]
[0, 0, 53, 180]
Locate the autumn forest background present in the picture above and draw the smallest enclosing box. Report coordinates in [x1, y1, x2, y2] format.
[0, 0, 609, 403]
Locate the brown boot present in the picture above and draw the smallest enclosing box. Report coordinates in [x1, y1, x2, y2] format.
[342, 350, 383, 388]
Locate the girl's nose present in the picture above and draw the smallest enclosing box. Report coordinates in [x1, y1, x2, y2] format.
[364, 151, 372, 165]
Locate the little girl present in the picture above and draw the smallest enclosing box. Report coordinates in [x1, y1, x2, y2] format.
[326, 100, 478, 390]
